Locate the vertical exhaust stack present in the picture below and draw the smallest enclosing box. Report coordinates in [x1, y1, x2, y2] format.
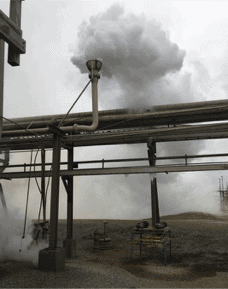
[74, 59, 102, 132]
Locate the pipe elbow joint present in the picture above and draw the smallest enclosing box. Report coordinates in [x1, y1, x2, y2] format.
[73, 120, 99, 132]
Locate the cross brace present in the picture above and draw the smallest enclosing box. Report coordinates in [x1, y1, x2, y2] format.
[0, 10, 25, 55]
[61, 176, 71, 195]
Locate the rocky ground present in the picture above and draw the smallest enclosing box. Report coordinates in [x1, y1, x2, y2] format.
[0, 212, 228, 288]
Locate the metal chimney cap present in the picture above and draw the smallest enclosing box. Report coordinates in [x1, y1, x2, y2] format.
[86, 59, 102, 72]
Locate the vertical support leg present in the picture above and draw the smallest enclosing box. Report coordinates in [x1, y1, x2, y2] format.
[8, 0, 23, 66]
[0, 183, 8, 218]
[131, 232, 134, 259]
[169, 230, 172, 261]
[0, 40, 5, 139]
[151, 177, 160, 227]
[154, 178, 160, 224]
[164, 246, 166, 266]
[49, 133, 61, 249]
[38, 133, 65, 271]
[41, 148, 46, 222]
[67, 147, 73, 240]
[140, 232, 142, 259]
[63, 146, 76, 258]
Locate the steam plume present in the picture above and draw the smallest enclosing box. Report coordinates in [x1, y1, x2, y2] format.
[71, 3, 185, 109]
[69, 4, 217, 219]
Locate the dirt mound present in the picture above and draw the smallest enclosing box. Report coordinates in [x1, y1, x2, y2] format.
[159, 211, 225, 221]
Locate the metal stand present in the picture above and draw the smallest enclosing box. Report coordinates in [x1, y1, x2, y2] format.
[93, 221, 112, 251]
[131, 227, 171, 266]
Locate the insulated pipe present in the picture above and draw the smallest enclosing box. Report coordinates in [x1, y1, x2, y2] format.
[4, 118, 228, 138]
[4, 99, 228, 126]
[2, 109, 128, 125]
[3, 102, 228, 133]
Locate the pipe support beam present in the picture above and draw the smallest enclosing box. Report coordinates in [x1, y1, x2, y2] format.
[2, 163, 228, 179]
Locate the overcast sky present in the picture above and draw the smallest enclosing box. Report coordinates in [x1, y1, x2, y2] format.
[1, 0, 228, 221]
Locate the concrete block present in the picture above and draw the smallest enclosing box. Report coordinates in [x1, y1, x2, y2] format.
[38, 247, 65, 271]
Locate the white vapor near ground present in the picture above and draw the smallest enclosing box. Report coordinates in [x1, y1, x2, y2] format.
[0, 209, 47, 265]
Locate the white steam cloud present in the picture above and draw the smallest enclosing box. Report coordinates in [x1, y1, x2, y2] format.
[69, 4, 216, 219]
[0, 209, 47, 265]
[71, 3, 185, 109]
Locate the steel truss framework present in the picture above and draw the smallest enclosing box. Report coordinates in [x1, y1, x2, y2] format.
[1, 98, 228, 267]
[1, 99, 228, 178]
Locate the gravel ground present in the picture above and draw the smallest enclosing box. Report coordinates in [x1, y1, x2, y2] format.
[0, 212, 228, 288]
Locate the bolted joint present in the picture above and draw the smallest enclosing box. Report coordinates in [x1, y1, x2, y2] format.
[86, 59, 102, 80]
[147, 137, 156, 166]
[89, 72, 100, 80]
[147, 137, 156, 153]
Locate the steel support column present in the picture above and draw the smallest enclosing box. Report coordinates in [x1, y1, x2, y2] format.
[148, 138, 160, 227]
[67, 147, 73, 239]
[151, 177, 160, 227]
[38, 132, 65, 271]
[63, 146, 76, 258]
[41, 148, 46, 222]
[0, 39, 4, 139]
[49, 133, 61, 249]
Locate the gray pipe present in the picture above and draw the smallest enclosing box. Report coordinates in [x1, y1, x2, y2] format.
[3, 100, 228, 133]
[72, 59, 102, 132]
[73, 77, 98, 131]
[3, 102, 228, 136]
[4, 98, 228, 126]
[2, 60, 102, 137]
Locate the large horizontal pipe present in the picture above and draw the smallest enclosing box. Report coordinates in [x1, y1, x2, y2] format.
[3, 98, 228, 129]
[3, 102, 228, 131]
[1, 122, 228, 151]
[3, 101, 228, 135]
[4, 98, 228, 124]
[3, 118, 228, 137]
[3, 109, 128, 125]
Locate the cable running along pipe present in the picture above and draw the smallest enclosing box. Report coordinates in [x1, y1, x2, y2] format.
[58, 78, 92, 127]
